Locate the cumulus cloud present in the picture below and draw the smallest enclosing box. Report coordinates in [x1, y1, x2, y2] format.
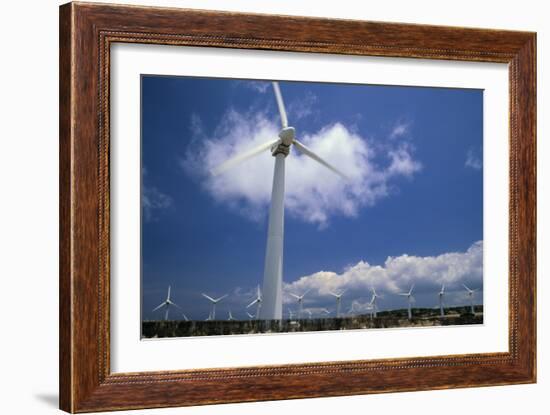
[465, 148, 482, 170]
[182, 109, 421, 227]
[283, 240, 483, 308]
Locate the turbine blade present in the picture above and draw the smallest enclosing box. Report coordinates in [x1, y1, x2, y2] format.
[211, 138, 281, 176]
[247, 299, 259, 308]
[167, 285, 171, 301]
[216, 294, 228, 302]
[289, 293, 300, 300]
[202, 293, 215, 302]
[152, 302, 166, 312]
[462, 284, 472, 292]
[293, 139, 348, 179]
[169, 301, 181, 309]
[272, 81, 288, 128]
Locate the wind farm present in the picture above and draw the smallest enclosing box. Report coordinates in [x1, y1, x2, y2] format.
[143, 281, 483, 338]
[141, 76, 485, 339]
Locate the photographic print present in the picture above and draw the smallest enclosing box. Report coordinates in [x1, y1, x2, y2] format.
[140, 76, 483, 338]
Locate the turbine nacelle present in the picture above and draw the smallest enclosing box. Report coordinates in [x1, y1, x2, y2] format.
[278, 126, 295, 146]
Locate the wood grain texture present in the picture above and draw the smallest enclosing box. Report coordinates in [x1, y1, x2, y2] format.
[59, 2, 536, 412]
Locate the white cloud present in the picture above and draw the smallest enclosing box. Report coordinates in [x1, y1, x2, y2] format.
[465, 148, 482, 170]
[283, 240, 483, 306]
[182, 110, 421, 227]
[389, 121, 410, 139]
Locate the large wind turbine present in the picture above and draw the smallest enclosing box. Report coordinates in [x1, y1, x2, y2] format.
[462, 284, 479, 314]
[246, 285, 262, 319]
[152, 286, 180, 321]
[438, 284, 446, 317]
[201, 293, 228, 321]
[289, 290, 310, 319]
[329, 289, 346, 317]
[212, 82, 347, 320]
[398, 284, 415, 319]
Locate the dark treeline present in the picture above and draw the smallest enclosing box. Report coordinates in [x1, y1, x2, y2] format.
[142, 306, 483, 338]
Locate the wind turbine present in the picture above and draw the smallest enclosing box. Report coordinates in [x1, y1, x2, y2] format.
[181, 312, 189, 322]
[329, 289, 346, 317]
[398, 284, 415, 319]
[462, 284, 479, 314]
[212, 82, 347, 320]
[287, 308, 295, 320]
[370, 287, 381, 318]
[227, 310, 236, 321]
[289, 290, 310, 319]
[201, 293, 228, 321]
[152, 286, 180, 321]
[304, 309, 313, 320]
[246, 311, 255, 320]
[438, 284, 446, 317]
[246, 285, 262, 319]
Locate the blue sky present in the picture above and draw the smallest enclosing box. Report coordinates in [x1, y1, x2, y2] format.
[141, 76, 483, 321]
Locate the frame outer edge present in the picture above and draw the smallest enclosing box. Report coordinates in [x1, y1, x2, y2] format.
[59, 2, 75, 413]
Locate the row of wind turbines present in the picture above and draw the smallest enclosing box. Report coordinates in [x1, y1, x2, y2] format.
[151, 283, 481, 322]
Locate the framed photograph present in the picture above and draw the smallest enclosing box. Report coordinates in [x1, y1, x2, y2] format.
[59, 2, 536, 412]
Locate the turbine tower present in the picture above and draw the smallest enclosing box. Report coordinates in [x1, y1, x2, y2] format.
[438, 284, 446, 317]
[398, 284, 415, 319]
[289, 290, 309, 319]
[370, 287, 380, 318]
[462, 284, 478, 314]
[212, 82, 347, 320]
[152, 286, 180, 321]
[329, 289, 346, 317]
[246, 285, 263, 319]
[201, 293, 228, 321]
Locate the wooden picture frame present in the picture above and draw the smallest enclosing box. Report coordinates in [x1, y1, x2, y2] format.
[59, 2, 536, 412]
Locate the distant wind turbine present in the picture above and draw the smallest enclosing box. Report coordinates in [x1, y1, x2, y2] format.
[201, 293, 228, 320]
[246, 311, 255, 320]
[246, 285, 262, 319]
[329, 289, 346, 317]
[462, 284, 479, 314]
[289, 290, 310, 319]
[398, 284, 415, 319]
[227, 310, 236, 321]
[212, 82, 347, 320]
[152, 286, 180, 321]
[181, 312, 189, 322]
[304, 309, 313, 319]
[438, 284, 446, 317]
[370, 287, 381, 318]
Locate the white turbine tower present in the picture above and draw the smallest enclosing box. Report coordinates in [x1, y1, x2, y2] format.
[462, 284, 479, 314]
[246, 285, 262, 319]
[212, 82, 347, 320]
[398, 284, 415, 319]
[152, 286, 180, 321]
[329, 289, 346, 317]
[438, 284, 446, 317]
[370, 287, 381, 318]
[287, 308, 295, 320]
[201, 293, 228, 321]
[289, 290, 310, 319]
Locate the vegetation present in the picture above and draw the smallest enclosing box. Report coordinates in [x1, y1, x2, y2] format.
[142, 306, 483, 338]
